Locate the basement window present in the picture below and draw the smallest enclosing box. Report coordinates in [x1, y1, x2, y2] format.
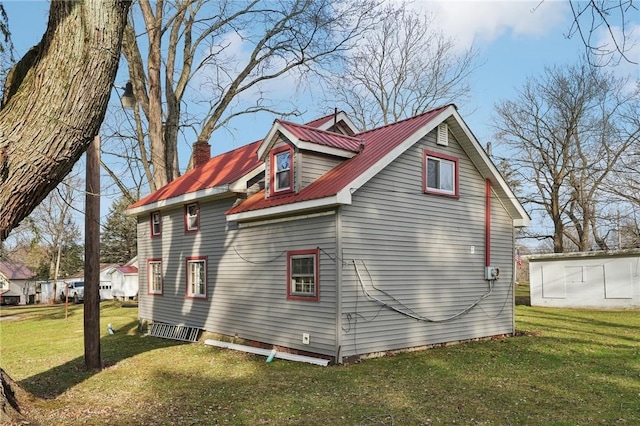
[287, 249, 319, 302]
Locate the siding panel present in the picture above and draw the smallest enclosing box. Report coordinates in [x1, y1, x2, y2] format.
[138, 199, 338, 357]
[339, 128, 515, 358]
[300, 152, 344, 189]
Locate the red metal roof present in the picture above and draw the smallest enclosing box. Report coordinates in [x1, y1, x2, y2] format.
[115, 265, 138, 275]
[277, 120, 363, 153]
[129, 105, 451, 214]
[228, 105, 450, 215]
[0, 261, 36, 280]
[129, 140, 263, 210]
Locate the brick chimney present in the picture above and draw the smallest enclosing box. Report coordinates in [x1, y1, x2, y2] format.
[193, 139, 211, 168]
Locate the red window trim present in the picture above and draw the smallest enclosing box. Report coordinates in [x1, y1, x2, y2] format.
[147, 258, 163, 296]
[185, 256, 208, 300]
[184, 202, 200, 233]
[270, 145, 294, 196]
[286, 248, 319, 302]
[423, 149, 460, 199]
[150, 211, 162, 237]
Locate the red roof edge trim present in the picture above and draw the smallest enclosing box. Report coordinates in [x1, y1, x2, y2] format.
[354, 104, 455, 137]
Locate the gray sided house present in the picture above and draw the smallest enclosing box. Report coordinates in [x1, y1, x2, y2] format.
[528, 250, 640, 308]
[128, 105, 529, 363]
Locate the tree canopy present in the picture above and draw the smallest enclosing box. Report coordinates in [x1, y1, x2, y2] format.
[494, 59, 640, 252]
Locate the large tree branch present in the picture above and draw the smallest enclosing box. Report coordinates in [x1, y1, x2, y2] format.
[0, 0, 131, 240]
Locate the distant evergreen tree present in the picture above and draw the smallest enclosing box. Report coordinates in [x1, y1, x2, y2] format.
[60, 241, 84, 277]
[101, 196, 137, 264]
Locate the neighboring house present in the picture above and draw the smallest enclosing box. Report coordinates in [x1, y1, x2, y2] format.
[528, 249, 640, 308]
[128, 104, 529, 363]
[108, 257, 139, 301]
[61, 263, 119, 301]
[0, 261, 37, 305]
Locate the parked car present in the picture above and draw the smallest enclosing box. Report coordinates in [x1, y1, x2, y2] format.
[61, 281, 84, 304]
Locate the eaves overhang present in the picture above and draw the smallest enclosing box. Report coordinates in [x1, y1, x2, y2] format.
[445, 109, 530, 228]
[127, 184, 231, 216]
[297, 140, 358, 158]
[226, 191, 352, 222]
[127, 164, 265, 216]
[258, 121, 361, 160]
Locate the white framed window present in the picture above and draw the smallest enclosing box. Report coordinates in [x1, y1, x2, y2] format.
[272, 148, 292, 193]
[186, 257, 207, 299]
[151, 211, 161, 236]
[424, 150, 458, 197]
[287, 249, 319, 301]
[148, 259, 163, 295]
[185, 203, 199, 232]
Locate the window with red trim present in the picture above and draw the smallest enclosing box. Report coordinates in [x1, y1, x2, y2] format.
[424, 150, 459, 197]
[148, 259, 163, 295]
[186, 257, 207, 299]
[287, 249, 319, 301]
[185, 203, 199, 232]
[271, 146, 293, 194]
[150, 211, 161, 237]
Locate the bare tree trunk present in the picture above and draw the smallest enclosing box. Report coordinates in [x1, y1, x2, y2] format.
[0, 0, 131, 241]
[0, 368, 38, 425]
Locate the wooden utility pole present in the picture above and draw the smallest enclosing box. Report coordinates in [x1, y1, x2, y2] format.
[84, 135, 101, 370]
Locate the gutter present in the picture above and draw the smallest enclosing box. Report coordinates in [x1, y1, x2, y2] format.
[204, 339, 329, 366]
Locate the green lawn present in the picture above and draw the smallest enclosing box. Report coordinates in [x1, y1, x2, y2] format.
[1, 302, 639, 425]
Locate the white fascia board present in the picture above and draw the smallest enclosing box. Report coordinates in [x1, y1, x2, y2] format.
[257, 122, 286, 160]
[229, 164, 265, 193]
[337, 106, 456, 199]
[127, 184, 231, 216]
[258, 122, 357, 160]
[449, 109, 531, 226]
[227, 193, 352, 222]
[513, 218, 530, 227]
[297, 140, 357, 158]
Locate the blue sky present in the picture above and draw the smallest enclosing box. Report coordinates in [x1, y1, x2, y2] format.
[3, 1, 639, 240]
[4, 1, 637, 152]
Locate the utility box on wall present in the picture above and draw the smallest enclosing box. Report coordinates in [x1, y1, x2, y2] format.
[527, 249, 640, 308]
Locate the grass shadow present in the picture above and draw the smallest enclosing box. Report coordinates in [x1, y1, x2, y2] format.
[18, 319, 187, 399]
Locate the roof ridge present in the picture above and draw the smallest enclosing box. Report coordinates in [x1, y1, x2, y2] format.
[354, 104, 453, 138]
[276, 119, 364, 142]
[204, 139, 262, 161]
[303, 110, 346, 126]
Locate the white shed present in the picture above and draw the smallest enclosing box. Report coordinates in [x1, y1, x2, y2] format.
[528, 249, 640, 308]
[108, 257, 139, 301]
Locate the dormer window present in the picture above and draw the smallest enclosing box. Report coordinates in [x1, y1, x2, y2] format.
[272, 146, 293, 193]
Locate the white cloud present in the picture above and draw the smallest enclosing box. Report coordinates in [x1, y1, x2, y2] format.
[407, 0, 570, 49]
[594, 23, 640, 77]
[194, 30, 307, 104]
